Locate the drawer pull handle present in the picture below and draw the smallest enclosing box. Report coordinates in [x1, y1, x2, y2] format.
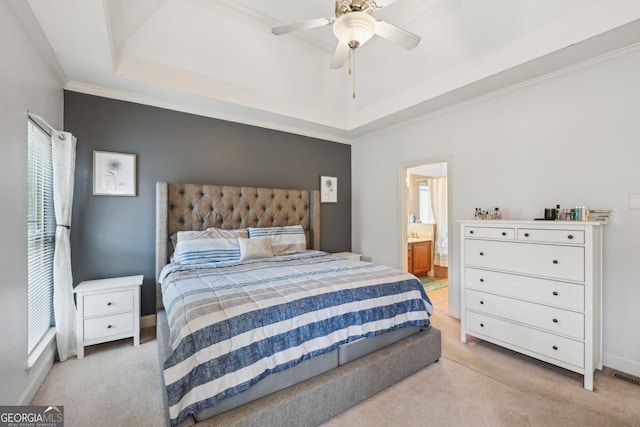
[480, 301, 484, 305]
[479, 252, 484, 256]
[107, 325, 113, 329]
[552, 318, 558, 323]
[501, 232, 506, 236]
[107, 302, 112, 306]
[567, 234, 574, 240]
[552, 345, 558, 351]
[469, 230, 474, 234]
[552, 259, 559, 264]
[480, 323, 484, 328]
[552, 291, 558, 296]
[524, 233, 530, 237]
[479, 278, 484, 283]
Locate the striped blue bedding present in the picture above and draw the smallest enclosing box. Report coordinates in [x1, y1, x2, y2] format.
[159, 250, 433, 426]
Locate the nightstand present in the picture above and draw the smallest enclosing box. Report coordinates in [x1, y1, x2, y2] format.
[332, 252, 362, 261]
[74, 275, 143, 358]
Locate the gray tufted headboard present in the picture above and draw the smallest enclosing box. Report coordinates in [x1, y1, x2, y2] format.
[155, 182, 320, 311]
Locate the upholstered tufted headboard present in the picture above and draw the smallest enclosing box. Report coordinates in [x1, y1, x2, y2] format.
[155, 182, 320, 311]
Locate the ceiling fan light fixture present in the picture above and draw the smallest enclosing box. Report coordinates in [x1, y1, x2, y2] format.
[332, 12, 376, 48]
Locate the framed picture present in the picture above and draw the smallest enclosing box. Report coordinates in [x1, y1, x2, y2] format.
[320, 176, 337, 203]
[93, 151, 137, 196]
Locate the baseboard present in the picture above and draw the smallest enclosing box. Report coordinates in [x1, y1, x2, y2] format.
[603, 352, 640, 378]
[17, 341, 55, 405]
[141, 314, 156, 328]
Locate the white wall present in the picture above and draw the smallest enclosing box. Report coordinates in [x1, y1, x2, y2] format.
[0, 2, 63, 404]
[352, 46, 640, 377]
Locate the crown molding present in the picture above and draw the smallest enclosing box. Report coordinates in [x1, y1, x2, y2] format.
[10, 0, 68, 87]
[65, 81, 352, 145]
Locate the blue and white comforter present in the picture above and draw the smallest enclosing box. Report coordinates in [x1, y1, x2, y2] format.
[159, 250, 433, 426]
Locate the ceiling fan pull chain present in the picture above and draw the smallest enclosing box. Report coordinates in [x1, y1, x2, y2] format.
[352, 48, 356, 99]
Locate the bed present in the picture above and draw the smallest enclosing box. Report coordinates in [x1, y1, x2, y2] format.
[155, 182, 441, 427]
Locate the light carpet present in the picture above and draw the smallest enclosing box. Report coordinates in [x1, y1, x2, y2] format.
[32, 287, 640, 426]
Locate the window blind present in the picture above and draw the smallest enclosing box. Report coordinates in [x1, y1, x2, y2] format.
[27, 120, 56, 355]
[419, 182, 434, 224]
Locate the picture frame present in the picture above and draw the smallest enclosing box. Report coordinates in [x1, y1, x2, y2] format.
[320, 176, 337, 203]
[93, 150, 137, 196]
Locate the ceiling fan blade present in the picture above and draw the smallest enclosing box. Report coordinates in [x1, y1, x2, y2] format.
[374, 20, 421, 50]
[330, 42, 350, 69]
[272, 17, 334, 36]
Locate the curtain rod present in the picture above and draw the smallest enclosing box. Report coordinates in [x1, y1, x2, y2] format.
[27, 111, 65, 140]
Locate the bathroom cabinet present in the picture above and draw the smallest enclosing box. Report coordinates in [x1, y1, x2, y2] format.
[408, 240, 431, 277]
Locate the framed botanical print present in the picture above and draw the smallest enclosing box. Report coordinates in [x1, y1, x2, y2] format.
[320, 176, 337, 203]
[93, 151, 137, 196]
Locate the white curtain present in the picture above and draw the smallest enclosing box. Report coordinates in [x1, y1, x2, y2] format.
[428, 177, 448, 267]
[52, 131, 77, 361]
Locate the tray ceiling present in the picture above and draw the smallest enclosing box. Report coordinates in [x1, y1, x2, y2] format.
[20, 0, 640, 143]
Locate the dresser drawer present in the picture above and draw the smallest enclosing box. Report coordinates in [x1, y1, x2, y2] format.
[464, 240, 585, 282]
[83, 312, 134, 342]
[466, 290, 584, 339]
[83, 289, 134, 317]
[465, 226, 515, 240]
[464, 268, 584, 311]
[465, 311, 584, 368]
[518, 229, 585, 244]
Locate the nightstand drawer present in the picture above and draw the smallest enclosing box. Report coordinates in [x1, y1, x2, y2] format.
[84, 289, 134, 317]
[332, 252, 362, 261]
[84, 312, 134, 341]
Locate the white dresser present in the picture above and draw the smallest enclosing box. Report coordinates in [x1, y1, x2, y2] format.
[74, 275, 143, 358]
[459, 220, 603, 390]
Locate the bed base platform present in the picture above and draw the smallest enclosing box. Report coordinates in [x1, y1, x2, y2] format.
[157, 309, 441, 427]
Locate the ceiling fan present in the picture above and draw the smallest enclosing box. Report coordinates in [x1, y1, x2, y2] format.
[272, 0, 421, 97]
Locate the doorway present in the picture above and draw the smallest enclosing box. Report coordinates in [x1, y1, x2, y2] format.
[401, 159, 451, 314]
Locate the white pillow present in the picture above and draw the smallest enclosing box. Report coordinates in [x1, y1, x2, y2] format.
[238, 236, 273, 261]
[247, 225, 307, 255]
[174, 228, 247, 264]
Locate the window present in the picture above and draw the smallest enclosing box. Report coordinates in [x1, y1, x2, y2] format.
[27, 120, 55, 355]
[418, 182, 434, 224]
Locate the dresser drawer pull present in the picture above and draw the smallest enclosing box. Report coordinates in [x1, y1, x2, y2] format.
[107, 325, 113, 329]
[480, 301, 484, 305]
[552, 259, 559, 264]
[524, 233, 530, 237]
[552, 345, 558, 351]
[479, 252, 484, 256]
[107, 302, 113, 306]
[567, 234, 574, 240]
[469, 230, 474, 234]
[479, 278, 484, 283]
[501, 232, 506, 236]
[552, 291, 558, 296]
[552, 318, 558, 323]
[480, 323, 484, 328]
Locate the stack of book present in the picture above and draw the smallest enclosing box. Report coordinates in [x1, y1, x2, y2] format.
[589, 209, 611, 223]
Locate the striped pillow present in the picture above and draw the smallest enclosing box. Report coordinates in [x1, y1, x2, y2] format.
[175, 228, 248, 264]
[248, 225, 306, 255]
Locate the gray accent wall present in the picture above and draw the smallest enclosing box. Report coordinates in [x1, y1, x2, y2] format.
[64, 92, 351, 316]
